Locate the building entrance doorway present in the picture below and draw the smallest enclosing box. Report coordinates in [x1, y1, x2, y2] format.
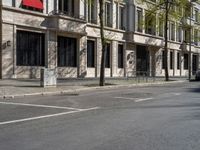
[136, 45, 149, 76]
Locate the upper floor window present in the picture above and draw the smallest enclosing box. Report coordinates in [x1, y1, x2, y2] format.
[21, 0, 43, 12]
[150, 0, 156, 3]
[145, 11, 156, 35]
[105, 1, 112, 27]
[184, 29, 190, 43]
[136, 8, 143, 32]
[178, 6, 183, 17]
[194, 29, 198, 46]
[58, 0, 75, 17]
[119, 5, 125, 30]
[194, 9, 199, 23]
[176, 25, 182, 42]
[170, 22, 175, 41]
[158, 16, 164, 36]
[88, 0, 97, 24]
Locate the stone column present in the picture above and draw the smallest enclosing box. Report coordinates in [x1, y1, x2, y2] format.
[47, 30, 57, 69]
[96, 38, 102, 77]
[112, 41, 117, 77]
[78, 36, 87, 78]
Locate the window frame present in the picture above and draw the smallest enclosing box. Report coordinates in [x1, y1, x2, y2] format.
[87, 40, 95, 68]
[57, 36, 77, 67]
[136, 7, 143, 32]
[118, 44, 124, 68]
[16, 30, 45, 66]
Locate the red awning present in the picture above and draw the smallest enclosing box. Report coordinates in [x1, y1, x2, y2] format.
[22, 0, 43, 10]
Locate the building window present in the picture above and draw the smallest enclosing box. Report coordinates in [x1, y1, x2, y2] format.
[184, 53, 189, 69]
[194, 9, 198, 23]
[176, 25, 182, 42]
[192, 54, 198, 74]
[194, 29, 198, 46]
[17, 30, 45, 66]
[105, 43, 111, 68]
[119, 5, 125, 30]
[177, 52, 180, 69]
[58, 0, 75, 17]
[118, 44, 124, 68]
[184, 29, 190, 43]
[170, 22, 175, 41]
[136, 8, 143, 32]
[170, 51, 173, 69]
[21, 0, 43, 12]
[105, 1, 112, 27]
[178, 6, 182, 17]
[158, 16, 163, 37]
[87, 40, 95, 67]
[162, 50, 165, 69]
[88, 0, 97, 23]
[57, 36, 77, 67]
[145, 11, 156, 35]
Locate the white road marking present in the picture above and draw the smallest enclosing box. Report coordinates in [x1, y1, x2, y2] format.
[135, 98, 153, 102]
[114, 97, 136, 100]
[0, 101, 82, 111]
[173, 93, 181, 96]
[0, 107, 100, 126]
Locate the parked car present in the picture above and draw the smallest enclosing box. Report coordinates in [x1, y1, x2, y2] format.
[195, 69, 200, 81]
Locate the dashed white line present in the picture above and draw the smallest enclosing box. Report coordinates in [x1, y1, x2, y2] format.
[114, 97, 153, 102]
[134, 98, 153, 102]
[114, 97, 136, 100]
[0, 107, 100, 126]
[0, 101, 82, 111]
[173, 93, 181, 96]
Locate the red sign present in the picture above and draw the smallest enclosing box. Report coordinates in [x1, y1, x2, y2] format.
[22, 0, 43, 10]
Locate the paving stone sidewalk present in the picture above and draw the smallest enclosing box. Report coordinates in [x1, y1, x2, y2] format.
[0, 78, 187, 98]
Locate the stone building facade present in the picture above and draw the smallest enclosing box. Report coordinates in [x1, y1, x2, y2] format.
[1, 0, 200, 79]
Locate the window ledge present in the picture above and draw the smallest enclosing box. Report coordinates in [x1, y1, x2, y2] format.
[3, 5, 47, 17]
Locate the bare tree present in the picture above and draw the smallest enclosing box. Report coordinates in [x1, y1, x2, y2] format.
[0, 0, 2, 79]
[140, 0, 190, 81]
[99, 0, 106, 86]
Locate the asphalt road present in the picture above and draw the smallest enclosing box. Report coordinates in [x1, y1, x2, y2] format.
[0, 81, 200, 150]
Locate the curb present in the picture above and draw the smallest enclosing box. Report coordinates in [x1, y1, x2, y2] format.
[2, 80, 186, 99]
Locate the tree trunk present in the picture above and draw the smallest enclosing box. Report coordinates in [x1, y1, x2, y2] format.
[99, 0, 106, 86]
[0, 0, 2, 79]
[164, 1, 169, 81]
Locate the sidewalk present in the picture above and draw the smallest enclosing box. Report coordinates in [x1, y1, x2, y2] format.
[0, 77, 187, 98]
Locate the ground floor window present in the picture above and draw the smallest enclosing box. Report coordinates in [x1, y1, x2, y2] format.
[87, 40, 95, 67]
[118, 44, 124, 68]
[192, 54, 198, 74]
[57, 36, 77, 67]
[16, 30, 45, 66]
[177, 52, 180, 69]
[170, 51, 173, 69]
[162, 51, 165, 69]
[184, 53, 188, 69]
[105, 43, 111, 68]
